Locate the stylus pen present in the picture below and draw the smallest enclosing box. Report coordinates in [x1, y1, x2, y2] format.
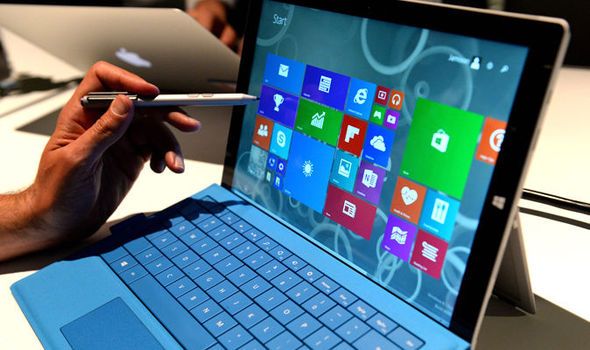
[80, 92, 259, 108]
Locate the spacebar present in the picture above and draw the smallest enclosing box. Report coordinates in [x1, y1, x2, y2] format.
[129, 274, 215, 350]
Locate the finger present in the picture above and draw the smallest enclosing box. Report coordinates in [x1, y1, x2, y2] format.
[74, 95, 134, 162]
[137, 118, 185, 173]
[220, 25, 238, 49]
[138, 108, 201, 133]
[74, 61, 159, 101]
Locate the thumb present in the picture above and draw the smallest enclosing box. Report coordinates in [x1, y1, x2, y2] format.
[77, 95, 134, 161]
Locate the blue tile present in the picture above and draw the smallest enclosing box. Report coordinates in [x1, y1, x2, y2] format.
[287, 281, 318, 304]
[298, 266, 323, 283]
[269, 245, 292, 261]
[387, 327, 424, 350]
[215, 255, 243, 275]
[266, 331, 302, 350]
[155, 266, 184, 286]
[209, 224, 234, 242]
[172, 250, 199, 269]
[101, 246, 127, 263]
[150, 231, 177, 249]
[179, 229, 205, 246]
[228, 266, 257, 287]
[319, 305, 352, 330]
[110, 255, 138, 275]
[201, 246, 230, 265]
[207, 280, 238, 303]
[119, 265, 148, 284]
[203, 311, 237, 337]
[284, 255, 307, 271]
[259, 260, 287, 281]
[178, 287, 208, 310]
[190, 298, 222, 323]
[355, 330, 401, 350]
[170, 220, 195, 237]
[232, 241, 259, 260]
[217, 210, 241, 226]
[313, 276, 339, 295]
[272, 270, 303, 292]
[335, 317, 370, 343]
[244, 251, 272, 269]
[255, 288, 287, 311]
[348, 300, 376, 321]
[145, 256, 172, 275]
[190, 236, 217, 255]
[166, 277, 197, 298]
[161, 241, 188, 259]
[231, 220, 252, 234]
[134, 247, 162, 266]
[241, 340, 265, 350]
[304, 327, 341, 350]
[330, 288, 358, 308]
[250, 317, 284, 343]
[303, 294, 336, 318]
[195, 269, 225, 291]
[221, 233, 246, 250]
[183, 259, 211, 279]
[241, 276, 271, 298]
[196, 217, 224, 233]
[220, 291, 252, 315]
[235, 304, 268, 329]
[218, 325, 253, 350]
[367, 313, 398, 336]
[270, 300, 304, 325]
[243, 228, 264, 242]
[123, 237, 152, 255]
[256, 236, 277, 252]
[287, 313, 321, 339]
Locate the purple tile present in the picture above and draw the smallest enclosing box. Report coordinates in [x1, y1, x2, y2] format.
[301, 66, 350, 111]
[381, 215, 418, 262]
[383, 110, 400, 130]
[353, 161, 385, 205]
[257, 85, 299, 128]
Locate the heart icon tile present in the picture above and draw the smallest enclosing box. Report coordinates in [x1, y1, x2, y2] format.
[401, 186, 418, 205]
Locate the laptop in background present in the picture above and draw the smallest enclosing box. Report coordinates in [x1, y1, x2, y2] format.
[0, 4, 239, 92]
[11, 0, 568, 349]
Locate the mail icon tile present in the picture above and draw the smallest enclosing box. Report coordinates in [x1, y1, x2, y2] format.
[263, 53, 305, 95]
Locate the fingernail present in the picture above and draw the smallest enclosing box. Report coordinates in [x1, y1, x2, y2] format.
[174, 154, 185, 171]
[111, 96, 130, 117]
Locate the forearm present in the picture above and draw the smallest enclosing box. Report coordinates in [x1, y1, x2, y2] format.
[0, 188, 52, 261]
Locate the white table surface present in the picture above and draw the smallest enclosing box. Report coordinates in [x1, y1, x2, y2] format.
[0, 28, 588, 349]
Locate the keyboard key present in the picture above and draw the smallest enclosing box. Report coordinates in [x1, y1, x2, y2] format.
[207, 280, 238, 302]
[172, 250, 199, 269]
[313, 276, 339, 295]
[170, 220, 195, 237]
[110, 255, 138, 274]
[348, 300, 376, 321]
[119, 265, 148, 284]
[245, 251, 272, 269]
[209, 224, 234, 242]
[287, 281, 318, 304]
[284, 255, 307, 271]
[332, 343, 354, 350]
[128, 275, 215, 350]
[272, 270, 302, 292]
[151, 231, 177, 249]
[250, 317, 284, 343]
[124, 237, 152, 255]
[228, 265, 257, 286]
[241, 276, 271, 298]
[256, 236, 277, 252]
[235, 304, 268, 329]
[388, 327, 424, 350]
[319, 305, 352, 330]
[232, 241, 259, 260]
[255, 288, 287, 311]
[179, 229, 205, 246]
[242, 340, 265, 350]
[196, 217, 224, 233]
[155, 266, 183, 286]
[178, 287, 208, 310]
[243, 228, 264, 242]
[260, 260, 287, 280]
[134, 247, 162, 266]
[270, 300, 304, 325]
[298, 266, 323, 283]
[167, 277, 197, 298]
[145, 256, 173, 275]
[304, 327, 341, 350]
[303, 294, 336, 317]
[191, 298, 223, 323]
[101, 246, 127, 263]
[195, 269, 225, 290]
[335, 317, 370, 343]
[183, 259, 211, 279]
[330, 288, 358, 308]
[355, 330, 401, 350]
[221, 233, 246, 250]
[161, 241, 188, 259]
[217, 210, 241, 225]
[215, 255, 243, 275]
[145, 227, 168, 241]
[219, 325, 253, 350]
[204, 311, 237, 337]
[287, 313, 321, 339]
[269, 245, 292, 261]
[266, 331, 302, 350]
[367, 313, 398, 336]
[232, 220, 252, 234]
[201, 246, 230, 265]
[191, 236, 217, 255]
[220, 291, 252, 315]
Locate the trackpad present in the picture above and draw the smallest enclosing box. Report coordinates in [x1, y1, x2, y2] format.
[61, 297, 164, 350]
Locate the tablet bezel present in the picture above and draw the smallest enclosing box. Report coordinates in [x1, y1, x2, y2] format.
[222, 0, 568, 343]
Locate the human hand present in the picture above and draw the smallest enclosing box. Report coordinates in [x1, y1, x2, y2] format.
[188, 0, 239, 51]
[21, 61, 200, 253]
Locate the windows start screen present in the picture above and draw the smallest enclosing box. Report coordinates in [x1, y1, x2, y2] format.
[246, 54, 506, 280]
